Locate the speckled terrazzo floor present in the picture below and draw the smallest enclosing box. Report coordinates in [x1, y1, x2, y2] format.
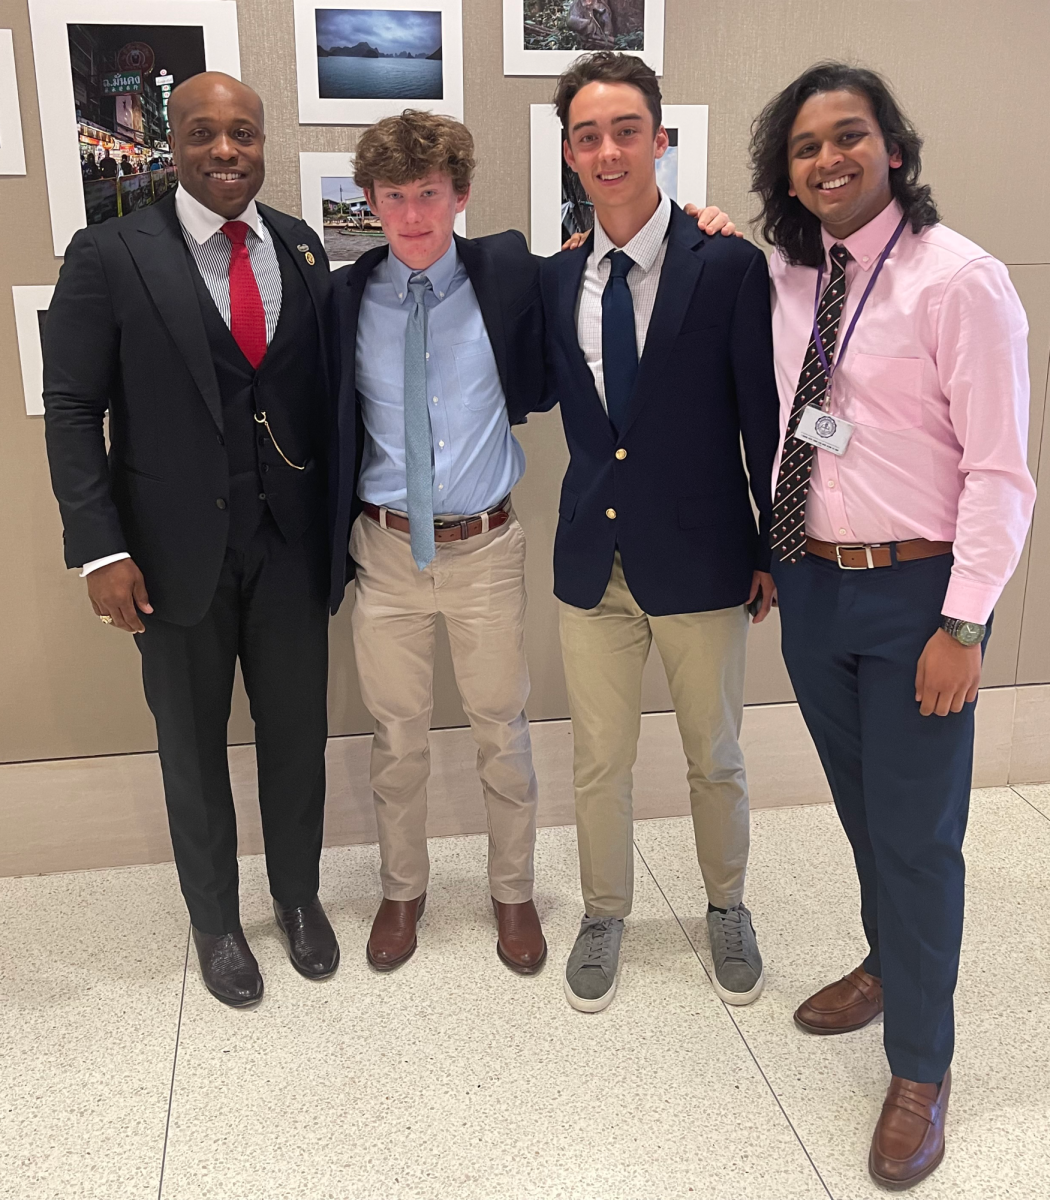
[2, 784, 1048, 1200]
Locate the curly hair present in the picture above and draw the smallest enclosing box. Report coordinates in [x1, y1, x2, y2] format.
[353, 109, 475, 196]
[751, 62, 939, 267]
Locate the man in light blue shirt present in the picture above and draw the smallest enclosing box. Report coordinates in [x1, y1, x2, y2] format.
[329, 111, 549, 976]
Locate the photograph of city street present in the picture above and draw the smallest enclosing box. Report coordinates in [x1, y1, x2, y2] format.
[523, 0, 644, 52]
[67, 23, 206, 226]
[321, 175, 387, 261]
[316, 8, 443, 100]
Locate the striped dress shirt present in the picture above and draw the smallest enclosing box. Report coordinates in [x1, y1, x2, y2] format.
[174, 185, 282, 343]
[575, 189, 672, 413]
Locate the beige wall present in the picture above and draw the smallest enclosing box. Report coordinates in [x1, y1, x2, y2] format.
[1, 0, 1047, 764]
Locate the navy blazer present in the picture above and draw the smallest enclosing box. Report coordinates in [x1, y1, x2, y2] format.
[328, 229, 543, 613]
[540, 202, 780, 616]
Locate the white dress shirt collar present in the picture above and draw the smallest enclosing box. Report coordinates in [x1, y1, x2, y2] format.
[592, 189, 672, 273]
[174, 184, 265, 244]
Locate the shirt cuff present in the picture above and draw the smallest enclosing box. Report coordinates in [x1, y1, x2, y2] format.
[941, 577, 1000, 626]
[80, 552, 131, 578]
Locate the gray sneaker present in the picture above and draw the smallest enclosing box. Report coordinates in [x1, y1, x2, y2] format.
[707, 903, 764, 1005]
[564, 916, 624, 1012]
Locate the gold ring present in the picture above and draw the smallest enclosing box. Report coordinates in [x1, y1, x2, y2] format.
[99, 614, 114, 625]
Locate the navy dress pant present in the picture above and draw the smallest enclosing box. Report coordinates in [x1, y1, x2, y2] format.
[773, 552, 984, 1083]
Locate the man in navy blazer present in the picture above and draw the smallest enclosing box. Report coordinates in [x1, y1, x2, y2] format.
[542, 54, 781, 1013]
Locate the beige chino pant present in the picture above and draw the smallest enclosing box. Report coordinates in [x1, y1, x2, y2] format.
[559, 554, 751, 918]
[350, 510, 538, 903]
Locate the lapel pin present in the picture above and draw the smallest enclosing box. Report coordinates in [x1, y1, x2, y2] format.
[296, 243, 309, 251]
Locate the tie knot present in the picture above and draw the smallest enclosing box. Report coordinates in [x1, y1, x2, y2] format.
[830, 243, 850, 267]
[606, 250, 634, 280]
[408, 271, 432, 299]
[222, 220, 250, 247]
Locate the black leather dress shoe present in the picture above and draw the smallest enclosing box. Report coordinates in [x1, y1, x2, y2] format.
[191, 927, 264, 1008]
[274, 896, 340, 980]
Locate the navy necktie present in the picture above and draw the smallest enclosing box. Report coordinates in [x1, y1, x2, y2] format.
[601, 250, 638, 433]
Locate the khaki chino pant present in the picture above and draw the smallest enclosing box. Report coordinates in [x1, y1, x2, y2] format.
[350, 510, 538, 903]
[559, 554, 751, 918]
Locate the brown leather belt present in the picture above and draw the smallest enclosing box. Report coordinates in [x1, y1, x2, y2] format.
[806, 536, 953, 570]
[363, 497, 511, 543]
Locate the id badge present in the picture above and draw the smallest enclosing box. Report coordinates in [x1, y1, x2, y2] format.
[795, 404, 854, 457]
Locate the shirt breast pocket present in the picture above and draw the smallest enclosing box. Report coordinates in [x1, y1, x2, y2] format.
[452, 338, 501, 411]
[846, 353, 924, 431]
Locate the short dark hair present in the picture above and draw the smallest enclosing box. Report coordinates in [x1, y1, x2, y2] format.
[553, 51, 662, 140]
[751, 62, 939, 267]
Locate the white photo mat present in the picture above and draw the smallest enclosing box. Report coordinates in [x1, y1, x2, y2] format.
[0, 29, 27, 174]
[529, 102, 706, 257]
[13, 285, 55, 417]
[294, 0, 463, 125]
[503, 0, 663, 77]
[28, 0, 241, 257]
[299, 150, 464, 270]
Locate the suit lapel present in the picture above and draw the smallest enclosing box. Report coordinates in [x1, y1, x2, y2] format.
[119, 195, 223, 431]
[454, 234, 510, 395]
[261, 204, 330, 392]
[617, 205, 707, 441]
[557, 239, 611, 427]
[337, 244, 388, 422]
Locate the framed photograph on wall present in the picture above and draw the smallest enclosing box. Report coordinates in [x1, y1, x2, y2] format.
[294, 0, 463, 125]
[529, 102, 705, 257]
[0, 29, 27, 175]
[28, 0, 241, 257]
[12, 285, 55, 417]
[299, 150, 464, 269]
[504, 0, 663, 76]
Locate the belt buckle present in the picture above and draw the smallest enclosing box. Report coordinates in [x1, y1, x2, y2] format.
[834, 543, 874, 570]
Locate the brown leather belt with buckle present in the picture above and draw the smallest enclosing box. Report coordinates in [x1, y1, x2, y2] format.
[363, 498, 511, 543]
[806, 536, 953, 570]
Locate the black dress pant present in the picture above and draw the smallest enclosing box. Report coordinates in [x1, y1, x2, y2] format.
[137, 515, 329, 933]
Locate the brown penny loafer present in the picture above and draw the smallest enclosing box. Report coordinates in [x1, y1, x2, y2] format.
[191, 927, 263, 1008]
[492, 898, 548, 975]
[274, 896, 340, 980]
[794, 965, 883, 1034]
[366, 892, 426, 972]
[869, 1069, 951, 1189]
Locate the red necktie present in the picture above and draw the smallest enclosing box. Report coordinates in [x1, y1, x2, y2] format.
[221, 220, 267, 369]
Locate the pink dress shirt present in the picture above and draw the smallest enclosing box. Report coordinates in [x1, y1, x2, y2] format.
[770, 200, 1036, 624]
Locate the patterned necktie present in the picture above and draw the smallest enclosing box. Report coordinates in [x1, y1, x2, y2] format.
[770, 243, 851, 563]
[601, 250, 638, 433]
[221, 221, 267, 369]
[404, 271, 435, 570]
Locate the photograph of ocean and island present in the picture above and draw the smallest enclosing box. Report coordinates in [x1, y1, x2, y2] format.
[315, 9, 443, 100]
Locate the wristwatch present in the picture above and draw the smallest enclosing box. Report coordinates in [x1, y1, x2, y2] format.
[940, 616, 986, 647]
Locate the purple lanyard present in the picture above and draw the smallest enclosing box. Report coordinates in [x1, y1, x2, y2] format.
[812, 215, 908, 385]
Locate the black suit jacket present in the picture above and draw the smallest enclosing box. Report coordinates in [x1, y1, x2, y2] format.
[42, 190, 333, 626]
[327, 229, 544, 614]
[540, 203, 780, 615]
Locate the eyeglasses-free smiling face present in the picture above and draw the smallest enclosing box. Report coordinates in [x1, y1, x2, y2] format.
[365, 171, 469, 272]
[168, 73, 266, 220]
[563, 81, 668, 223]
[787, 89, 903, 240]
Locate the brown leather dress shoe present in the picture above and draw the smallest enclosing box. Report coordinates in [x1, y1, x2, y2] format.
[191, 927, 263, 1008]
[869, 1069, 951, 1189]
[794, 965, 883, 1034]
[492, 898, 548, 975]
[274, 896, 340, 980]
[366, 893, 426, 972]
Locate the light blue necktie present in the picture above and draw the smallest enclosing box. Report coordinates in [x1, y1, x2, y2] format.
[404, 271, 435, 569]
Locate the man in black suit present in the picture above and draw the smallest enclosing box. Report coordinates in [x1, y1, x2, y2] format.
[43, 73, 339, 1007]
[541, 53, 781, 1013]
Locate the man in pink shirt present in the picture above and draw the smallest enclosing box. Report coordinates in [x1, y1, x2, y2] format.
[753, 63, 1035, 1187]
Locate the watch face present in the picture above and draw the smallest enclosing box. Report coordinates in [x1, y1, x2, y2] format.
[957, 621, 984, 646]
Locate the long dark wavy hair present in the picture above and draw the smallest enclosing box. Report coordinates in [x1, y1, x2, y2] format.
[751, 63, 939, 267]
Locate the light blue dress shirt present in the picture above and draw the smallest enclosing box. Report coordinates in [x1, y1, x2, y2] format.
[355, 241, 526, 516]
